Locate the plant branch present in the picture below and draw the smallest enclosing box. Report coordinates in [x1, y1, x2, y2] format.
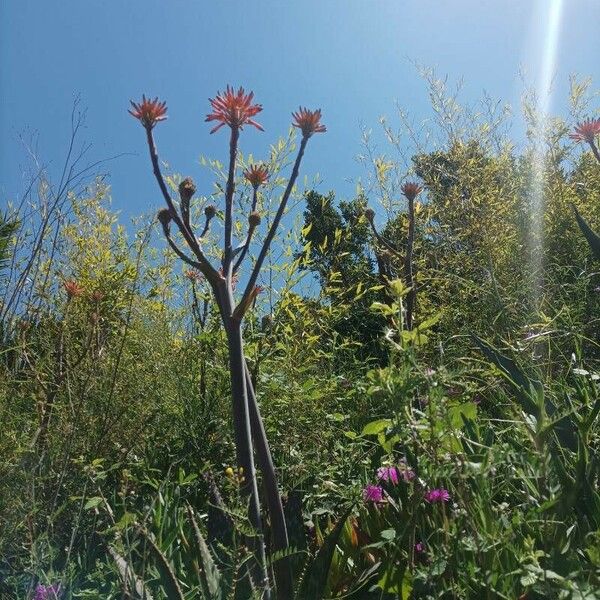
[222, 127, 240, 276]
[236, 136, 308, 318]
[144, 128, 217, 281]
[198, 213, 213, 239]
[160, 220, 204, 271]
[589, 139, 600, 164]
[233, 225, 257, 274]
[368, 219, 403, 259]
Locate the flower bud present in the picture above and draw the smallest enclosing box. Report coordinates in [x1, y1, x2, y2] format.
[261, 314, 273, 331]
[248, 211, 261, 227]
[204, 204, 217, 219]
[179, 177, 196, 202]
[157, 208, 172, 227]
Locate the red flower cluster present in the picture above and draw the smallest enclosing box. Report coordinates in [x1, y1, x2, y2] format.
[64, 280, 84, 298]
[244, 164, 269, 188]
[401, 182, 423, 201]
[184, 269, 203, 282]
[206, 86, 263, 134]
[292, 107, 326, 137]
[570, 118, 600, 144]
[128, 95, 168, 129]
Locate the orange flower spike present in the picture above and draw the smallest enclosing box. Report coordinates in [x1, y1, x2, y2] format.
[401, 182, 423, 202]
[128, 95, 168, 129]
[64, 280, 84, 299]
[205, 86, 263, 134]
[244, 164, 269, 189]
[570, 118, 600, 144]
[292, 107, 326, 138]
[184, 269, 203, 282]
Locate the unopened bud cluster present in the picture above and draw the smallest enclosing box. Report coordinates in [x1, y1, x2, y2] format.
[248, 211, 261, 227]
[179, 177, 196, 202]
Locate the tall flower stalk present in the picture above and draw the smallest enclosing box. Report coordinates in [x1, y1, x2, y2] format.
[401, 182, 422, 331]
[130, 89, 325, 597]
[365, 181, 422, 330]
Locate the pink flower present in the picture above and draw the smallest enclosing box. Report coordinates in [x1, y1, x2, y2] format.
[424, 488, 450, 503]
[414, 541, 426, 553]
[35, 583, 62, 600]
[398, 458, 416, 482]
[401, 467, 416, 482]
[362, 484, 384, 503]
[377, 466, 399, 485]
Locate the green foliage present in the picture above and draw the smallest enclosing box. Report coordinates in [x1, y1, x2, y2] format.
[573, 204, 600, 260]
[3, 76, 600, 599]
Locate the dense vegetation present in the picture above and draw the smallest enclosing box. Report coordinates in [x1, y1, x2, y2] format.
[2, 76, 600, 599]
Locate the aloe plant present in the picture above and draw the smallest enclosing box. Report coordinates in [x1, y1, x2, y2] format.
[130, 90, 326, 597]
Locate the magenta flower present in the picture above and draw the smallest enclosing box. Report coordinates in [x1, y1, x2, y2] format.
[377, 466, 399, 485]
[414, 541, 426, 553]
[424, 488, 450, 503]
[401, 467, 416, 482]
[34, 583, 62, 600]
[362, 484, 384, 503]
[397, 458, 415, 482]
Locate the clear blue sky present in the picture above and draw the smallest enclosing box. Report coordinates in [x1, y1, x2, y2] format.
[1, 0, 599, 219]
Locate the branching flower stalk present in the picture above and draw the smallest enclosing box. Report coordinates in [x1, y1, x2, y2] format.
[130, 90, 325, 598]
[364, 181, 422, 330]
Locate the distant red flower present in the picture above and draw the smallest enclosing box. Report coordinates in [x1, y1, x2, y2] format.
[570, 118, 600, 144]
[90, 290, 104, 303]
[64, 280, 84, 299]
[184, 269, 203, 282]
[244, 164, 269, 188]
[128, 95, 168, 129]
[206, 86, 263, 134]
[401, 182, 423, 201]
[292, 107, 326, 138]
[218, 267, 239, 289]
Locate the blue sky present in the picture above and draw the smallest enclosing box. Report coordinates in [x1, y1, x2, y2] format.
[1, 0, 600, 220]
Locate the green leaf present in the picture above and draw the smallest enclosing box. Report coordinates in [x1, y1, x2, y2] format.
[296, 506, 353, 600]
[448, 402, 477, 429]
[377, 565, 412, 597]
[573, 204, 600, 260]
[186, 504, 222, 600]
[83, 497, 103, 510]
[361, 419, 392, 436]
[472, 335, 542, 417]
[137, 527, 185, 600]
